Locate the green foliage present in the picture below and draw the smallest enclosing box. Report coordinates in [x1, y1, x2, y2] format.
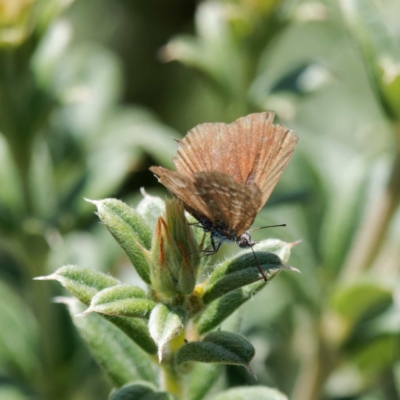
[45, 196, 296, 398]
[110, 382, 177, 400]
[2, 0, 400, 399]
[63, 298, 157, 387]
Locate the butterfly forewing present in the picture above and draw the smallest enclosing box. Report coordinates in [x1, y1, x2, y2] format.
[249, 122, 298, 207]
[173, 112, 298, 210]
[149, 166, 213, 222]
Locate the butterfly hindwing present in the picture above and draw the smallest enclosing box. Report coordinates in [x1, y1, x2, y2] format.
[193, 172, 262, 236]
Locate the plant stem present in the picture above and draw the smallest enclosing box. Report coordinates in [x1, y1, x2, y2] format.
[340, 125, 400, 281]
[291, 321, 337, 400]
[161, 363, 183, 399]
[160, 331, 186, 399]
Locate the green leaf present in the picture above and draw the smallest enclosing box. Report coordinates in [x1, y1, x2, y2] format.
[176, 331, 255, 372]
[136, 192, 165, 231]
[35, 265, 120, 305]
[82, 284, 156, 319]
[0, 279, 39, 378]
[110, 382, 177, 400]
[197, 280, 265, 334]
[87, 198, 152, 283]
[340, 0, 400, 119]
[202, 252, 298, 304]
[36, 267, 157, 353]
[108, 317, 157, 355]
[161, 3, 247, 102]
[97, 107, 178, 168]
[61, 298, 157, 387]
[347, 336, 399, 383]
[330, 280, 392, 327]
[110, 315, 157, 354]
[0, 135, 23, 230]
[366, 304, 400, 336]
[29, 138, 57, 219]
[320, 158, 367, 272]
[251, 239, 297, 264]
[32, 19, 72, 89]
[184, 363, 221, 400]
[207, 386, 288, 400]
[148, 304, 186, 361]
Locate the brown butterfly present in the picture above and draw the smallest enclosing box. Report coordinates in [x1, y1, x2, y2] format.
[150, 112, 298, 280]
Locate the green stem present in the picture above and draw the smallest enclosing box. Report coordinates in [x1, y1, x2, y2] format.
[160, 331, 186, 398]
[340, 127, 400, 281]
[161, 363, 182, 399]
[291, 318, 338, 400]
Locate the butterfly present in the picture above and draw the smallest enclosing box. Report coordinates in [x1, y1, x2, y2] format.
[150, 112, 298, 280]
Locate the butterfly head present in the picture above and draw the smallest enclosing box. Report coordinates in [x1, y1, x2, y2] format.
[236, 231, 255, 248]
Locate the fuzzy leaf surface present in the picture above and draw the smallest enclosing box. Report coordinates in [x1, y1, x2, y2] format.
[108, 316, 157, 355]
[176, 331, 255, 371]
[35, 265, 120, 305]
[84, 284, 156, 318]
[251, 239, 297, 264]
[36, 266, 156, 353]
[148, 304, 186, 361]
[136, 193, 165, 231]
[88, 198, 152, 283]
[202, 252, 298, 304]
[197, 280, 265, 334]
[110, 381, 177, 400]
[208, 386, 288, 400]
[63, 299, 157, 387]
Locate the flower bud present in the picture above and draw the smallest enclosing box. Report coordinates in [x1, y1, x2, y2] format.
[150, 199, 199, 297]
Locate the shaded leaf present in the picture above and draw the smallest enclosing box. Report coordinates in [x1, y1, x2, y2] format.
[176, 331, 255, 372]
[108, 316, 157, 355]
[330, 280, 393, 326]
[61, 298, 157, 387]
[110, 381, 177, 400]
[0, 279, 39, 378]
[184, 363, 221, 400]
[197, 280, 265, 334]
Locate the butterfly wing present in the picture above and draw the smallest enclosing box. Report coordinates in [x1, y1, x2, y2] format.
[150, 167, 262, 236]
[192, 171, 262, 236]
[173, 112, 298, 210]
[150, 166, 212, 221]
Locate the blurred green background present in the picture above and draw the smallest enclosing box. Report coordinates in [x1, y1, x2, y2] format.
[1, 0, 400, 399]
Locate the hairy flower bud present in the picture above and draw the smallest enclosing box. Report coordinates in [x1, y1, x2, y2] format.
[150, 199, 200, 297]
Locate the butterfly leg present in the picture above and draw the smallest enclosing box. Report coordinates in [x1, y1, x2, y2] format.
[203, 235, 221, 256]
[191, 235, 222, 258]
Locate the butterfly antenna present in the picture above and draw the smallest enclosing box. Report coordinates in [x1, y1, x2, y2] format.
[250, 224, 286, 232]
[250, 245, 267, 281]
